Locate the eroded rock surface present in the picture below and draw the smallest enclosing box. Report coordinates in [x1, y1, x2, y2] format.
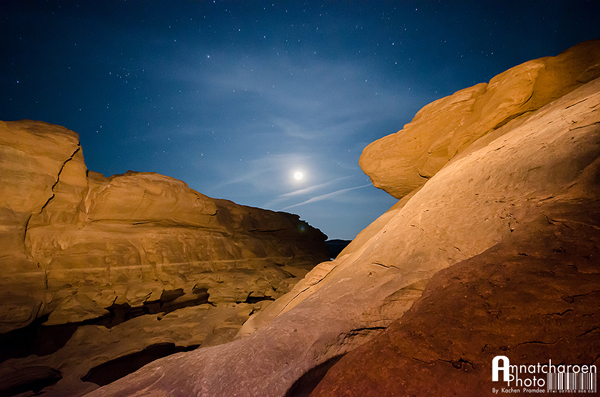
[360, 39, 600, 199]
[0, 120, 328, 395]
[311, 212, 600, 396]
[87, 41, 600, 397]
[1, 303, 258, 396]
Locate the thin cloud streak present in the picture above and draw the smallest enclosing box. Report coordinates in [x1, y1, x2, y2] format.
[264, 176, 354, 208]
[281, 184, 373, 210]
[278, 176, 354, 198]
[210, 152, 311, 191]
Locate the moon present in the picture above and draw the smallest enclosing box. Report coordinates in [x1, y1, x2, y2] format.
[293, 171, 304, 181]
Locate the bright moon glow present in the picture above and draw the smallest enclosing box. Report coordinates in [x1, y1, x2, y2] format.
[294, 171, 304, 180]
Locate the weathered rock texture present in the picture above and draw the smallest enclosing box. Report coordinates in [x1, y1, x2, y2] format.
[86, 40, 600, 397]
[0, 120, 328, 395]
[1, 303, 256, 397]
[311, 211, 600, 396]
[360, 39, 600, 199]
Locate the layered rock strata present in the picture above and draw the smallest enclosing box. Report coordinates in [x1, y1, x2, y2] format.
[87, 40, 600, 396]
[0, 120, 328, 395]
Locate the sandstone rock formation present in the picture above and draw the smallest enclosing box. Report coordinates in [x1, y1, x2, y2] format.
[312, 212, 600, 396]
[1, 303, 256, 396]
[0, 120, 328, 396]
[360, 39, 600, 199]
[86, 40, 600, 396]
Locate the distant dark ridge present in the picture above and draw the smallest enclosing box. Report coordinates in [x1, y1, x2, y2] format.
[325, 239, 351, 260]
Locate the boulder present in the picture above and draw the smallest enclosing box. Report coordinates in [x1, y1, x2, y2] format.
[86, 41, 600, 396]
[0, 120, 328, 395]
[360, 39, 600, 199]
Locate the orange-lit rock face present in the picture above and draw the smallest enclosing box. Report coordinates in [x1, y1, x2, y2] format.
[0, 121, 85, 331]
[0, 120, 329, 395]
[360, 39, 600, 199]
[0, 120, 328, 331]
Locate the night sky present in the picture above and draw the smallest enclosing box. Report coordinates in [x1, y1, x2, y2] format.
[2, 1, 600, 240]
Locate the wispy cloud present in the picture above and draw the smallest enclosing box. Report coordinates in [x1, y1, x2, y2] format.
[209, 152, 314, 192]
[264, 176, 354, 207]
[281, 184, 372, 210]
[157, 51, 409, 138]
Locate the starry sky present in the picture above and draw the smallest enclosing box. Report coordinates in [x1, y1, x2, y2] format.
[2, 1, 600, 240]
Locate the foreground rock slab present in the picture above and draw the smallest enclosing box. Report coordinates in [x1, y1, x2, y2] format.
[311, 213, 600, 395]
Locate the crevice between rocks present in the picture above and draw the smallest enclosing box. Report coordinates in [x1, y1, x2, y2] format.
[241, 292, 275, 304]
[0, 288, 211, 363]
[577, 326, 600, 338]
[80, 342, 199, 387]
[0, 366, 62, 397]
[565, 97, 590, 109]
[444, 357, 475, 370]
[371, 261, 400, 270]
[37, 146, 81, 216]
[22, 213, 34, 259]
[23, 146, 82, 258]
[410, 356, 476, 371]
[493, 109, 533, 130]
[284, 354, 345, 397]
[278, 265, 338, 316]
[569, 120, 600, 131]
[249, 228, 287, 233]
[515, 340, 560, 348]
[343, 326, 387, 337]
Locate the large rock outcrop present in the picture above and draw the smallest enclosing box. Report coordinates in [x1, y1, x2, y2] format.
[360, 39, 600, 199]
[87, 40, 600, 396]
[312, 211, 600, 396]
[0, 120, 328, 396]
